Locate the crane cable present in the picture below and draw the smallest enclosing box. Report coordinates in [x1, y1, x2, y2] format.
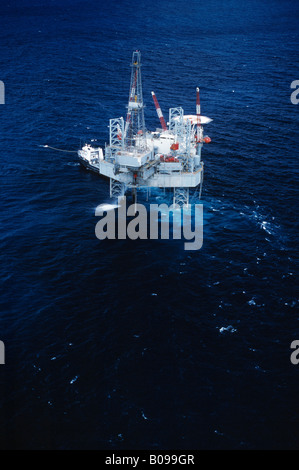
[40, 145, 77, 153]
[190, 166, 204, 203]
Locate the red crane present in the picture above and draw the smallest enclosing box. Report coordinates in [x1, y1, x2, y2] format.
[151, 91, 167, 131]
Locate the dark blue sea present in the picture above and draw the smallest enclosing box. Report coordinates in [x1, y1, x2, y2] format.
[0, 0, 298, 450]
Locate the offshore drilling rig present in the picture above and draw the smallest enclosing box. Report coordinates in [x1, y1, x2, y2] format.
[78, 50, 212, 206]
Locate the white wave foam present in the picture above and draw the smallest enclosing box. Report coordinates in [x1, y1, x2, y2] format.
[218, 325, 237, 334]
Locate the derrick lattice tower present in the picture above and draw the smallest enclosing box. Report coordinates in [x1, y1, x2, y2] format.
[124, 51, 146, 150]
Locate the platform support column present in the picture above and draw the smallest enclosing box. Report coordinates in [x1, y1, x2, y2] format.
[173, 187, 189, 208]
[110, 179, 125, 198]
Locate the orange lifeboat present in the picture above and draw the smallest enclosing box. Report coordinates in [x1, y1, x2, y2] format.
[170, 142, 179, 151]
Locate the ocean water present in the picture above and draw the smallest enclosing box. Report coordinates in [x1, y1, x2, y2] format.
[0, 0, 298, 450]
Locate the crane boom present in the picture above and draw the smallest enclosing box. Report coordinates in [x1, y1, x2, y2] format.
[151, 91, 167, 131]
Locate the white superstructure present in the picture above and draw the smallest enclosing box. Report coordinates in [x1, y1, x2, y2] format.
[78, 51, 212, 206]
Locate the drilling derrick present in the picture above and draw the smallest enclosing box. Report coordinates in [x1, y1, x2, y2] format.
[124, 51, 146, 150]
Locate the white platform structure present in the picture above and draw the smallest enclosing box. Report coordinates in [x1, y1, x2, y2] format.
[78, 51, 212, 206]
